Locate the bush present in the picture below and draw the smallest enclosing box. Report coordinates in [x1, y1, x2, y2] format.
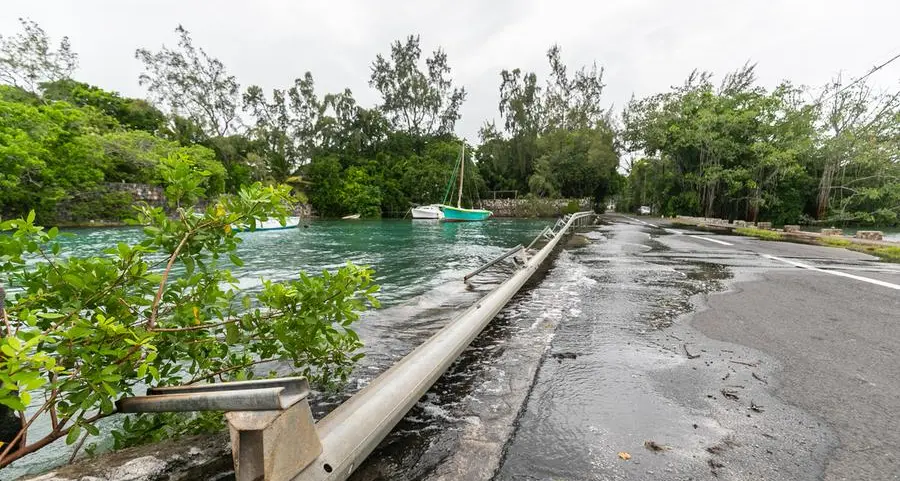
[57, 190, 135, 223]
[0, 156, 379, 468]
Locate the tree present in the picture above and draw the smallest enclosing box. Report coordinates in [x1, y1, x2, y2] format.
[41, 79, 166, 133]
[813, 75, 900, 220]
[369, 35, 466, 136]
[543, 45, 606, 131]
[135, 26, 241, 137]
[0, 19, 78, 94]
[0, 93, 108, 221]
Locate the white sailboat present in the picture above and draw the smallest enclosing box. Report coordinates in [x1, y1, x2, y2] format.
[233, 216, 301, 232]
[411, 204, 444, 219]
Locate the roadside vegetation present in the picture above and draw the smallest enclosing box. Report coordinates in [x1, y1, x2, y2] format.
[734, 227, 784, 241]
[0, 162, 380, 468]
[619, 66, 900, 228]
[815, 238, 900, 263]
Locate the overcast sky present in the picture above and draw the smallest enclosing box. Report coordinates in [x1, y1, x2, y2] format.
[3, 0, 900, 140]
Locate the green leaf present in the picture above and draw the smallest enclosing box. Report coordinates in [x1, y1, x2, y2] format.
[48, 226, 59, 239]
[27, 210, 35, 223]
[225, 322, 239, 344]
[66, 425, 82, 445]
[0, 397, 26, 412]
[229, 253, 243, 267]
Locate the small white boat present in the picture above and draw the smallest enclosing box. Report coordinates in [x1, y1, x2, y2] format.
[342, 214, 361, 220]
[233, 216, 301, 232]
[411, 204, 444, 219]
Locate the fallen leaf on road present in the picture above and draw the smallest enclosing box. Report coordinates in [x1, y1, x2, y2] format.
[617, 451, 631, 460]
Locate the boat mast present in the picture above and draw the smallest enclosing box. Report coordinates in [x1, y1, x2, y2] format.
[457, 144, 465, 209]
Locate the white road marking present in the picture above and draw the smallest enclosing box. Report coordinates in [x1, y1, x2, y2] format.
[763, 254, 900, 291]
[665, 228, 685, 235]
[689, 235, 734, 246]
[622, 216, 658, 228]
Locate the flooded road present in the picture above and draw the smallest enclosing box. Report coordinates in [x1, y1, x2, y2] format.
[347, 216, 900, 481]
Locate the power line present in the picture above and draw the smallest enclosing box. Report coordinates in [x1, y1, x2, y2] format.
[825, 51, 900, 101]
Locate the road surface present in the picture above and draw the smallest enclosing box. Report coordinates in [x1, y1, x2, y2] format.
[496, 215, 900, 481]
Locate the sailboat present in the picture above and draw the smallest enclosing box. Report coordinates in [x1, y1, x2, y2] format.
[439, 145, 492, 222]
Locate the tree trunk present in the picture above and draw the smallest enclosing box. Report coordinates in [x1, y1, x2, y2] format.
[817, 160, 836, 219]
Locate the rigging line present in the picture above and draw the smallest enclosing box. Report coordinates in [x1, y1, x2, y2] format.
[824, 51, 900, 102]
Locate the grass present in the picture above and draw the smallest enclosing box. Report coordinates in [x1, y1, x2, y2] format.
[814, 237, 900, 263]
[734, 227, 783, 241]
[848, 244, 900, 263]
[818, 237, 852, 247]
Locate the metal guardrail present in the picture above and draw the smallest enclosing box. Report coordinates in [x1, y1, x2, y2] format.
[463, 244, 524, 281]
[114, 211, 596, 481]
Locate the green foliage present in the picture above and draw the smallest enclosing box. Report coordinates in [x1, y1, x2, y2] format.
[0, 94, 108, 221]
[561, 200, 581, 215]
[40, 80, 166, 133]
[369, 35, 466, 136]
[621, 65, 899, 226]
[0, 156, 378, 467]
[734, 227, 783, 241]
[481, 46, 619, 202]
[58, 190, 134, 223]
[112, 411, 225, 450]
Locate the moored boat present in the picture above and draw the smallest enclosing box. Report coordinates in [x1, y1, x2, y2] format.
[342, 213, 361, 220]
[411, 204, 444, 219]
[233, 216, 301, 232]
[439, 144, 492, 222]
[439, 205, 492, 222]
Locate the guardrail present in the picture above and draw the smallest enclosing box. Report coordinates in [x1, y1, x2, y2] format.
[115, 211, 596, 481]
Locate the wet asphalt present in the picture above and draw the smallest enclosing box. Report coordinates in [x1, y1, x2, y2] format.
[348, 215, 900, 481]
[496, 215, 899, 481]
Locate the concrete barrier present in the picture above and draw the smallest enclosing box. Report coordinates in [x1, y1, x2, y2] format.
[733, 220, 747, 227]
[784, 225, 801, 233]
[757, 222, 772, 229]
[855, 231, 884, 241]
[821, 228, 843, 236]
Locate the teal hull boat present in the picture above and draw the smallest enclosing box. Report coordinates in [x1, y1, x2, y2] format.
[437, 144, 492, 222]
[440, 205, 492, 222]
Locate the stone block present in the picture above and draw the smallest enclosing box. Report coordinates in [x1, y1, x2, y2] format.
[757, 222, 772, 229]
[855, 231, 884, 241]
[821, 228, 843, 236]
[733, 220, 747, 227]
[784, 225, 801, 233]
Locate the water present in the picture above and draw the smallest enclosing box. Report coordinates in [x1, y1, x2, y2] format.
[800, 225, 900, 242]
[58, 219, 548, 306]
[3, 218, 550, 479]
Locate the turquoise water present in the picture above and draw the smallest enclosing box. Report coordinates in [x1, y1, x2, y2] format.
[58, 218, 550, 306]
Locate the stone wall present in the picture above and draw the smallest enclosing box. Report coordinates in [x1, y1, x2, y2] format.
[103, 183, 166, 207]
[480, 198, 592, 217]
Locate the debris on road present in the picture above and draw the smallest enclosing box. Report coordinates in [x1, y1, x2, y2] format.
[644, 440, 671, 452]
[683, 343, 701, 359]
[721, 389, 740, 401]
[617, 451, 632, 460]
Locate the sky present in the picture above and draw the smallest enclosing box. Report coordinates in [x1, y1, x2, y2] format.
[3, 0, 900, 141]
